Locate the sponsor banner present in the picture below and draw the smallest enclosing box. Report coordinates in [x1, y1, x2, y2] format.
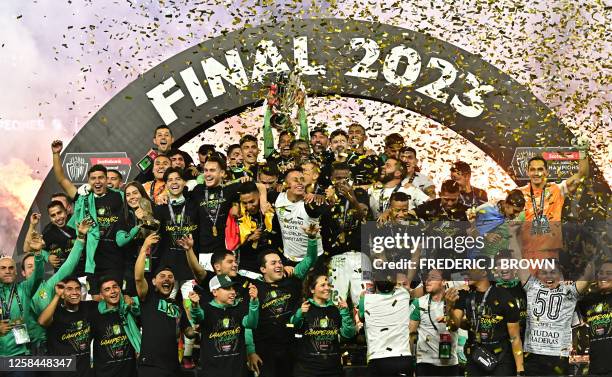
[62, 152, 132, 184]
[511, 147, 580, 180]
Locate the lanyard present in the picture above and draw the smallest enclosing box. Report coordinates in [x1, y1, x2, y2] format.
[204, 188, 223, 227]
[461, 190, 477, 208]
[406, 172, 417, 184]
[427, 294, 445, 333]
[470, 286, 492, 334]
[378, 184, 401, 214]
[168, 201, 186, 227]
[150, 181, 165, 200]
[529, 183, 547, 220]
[0, 284, 23, 320]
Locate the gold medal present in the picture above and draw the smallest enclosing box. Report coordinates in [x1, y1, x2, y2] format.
[212, 225, 218, 237]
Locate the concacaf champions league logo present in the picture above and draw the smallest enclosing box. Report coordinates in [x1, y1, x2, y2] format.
[66, 156, 89, 182]
[210, 316, 240, 354]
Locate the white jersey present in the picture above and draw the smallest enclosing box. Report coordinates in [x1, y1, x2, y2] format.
[363, 288, 413, 360]
[401, 172, 434, 194]
[523, 276, 578, 357]
[274, 193, 323, 261]
[412, 295, 459, 366]
[368, 185, 429, 219]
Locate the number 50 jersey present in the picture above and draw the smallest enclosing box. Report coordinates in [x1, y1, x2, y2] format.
[523, 276, 578, 357]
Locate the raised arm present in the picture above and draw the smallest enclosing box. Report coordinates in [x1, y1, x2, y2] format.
[24, 236, 46, 297]
[38, 283, 65, 327]
[564, 138, 589, 195]
[337, 298, 356, 340]
[296, 91, 309, 142]
[242, 284, 259, 329]
[51, 140, 77, 200]
[135, 233, 160, 300]
[263, 105, 275, 159]
[576, 259, 595, 294]
[188, 291, 204, 323]
[23, 213, 41, 253]
[508, 224, 530, 285]
[177, 234, 206, 283]
[294, 224, 320, 280]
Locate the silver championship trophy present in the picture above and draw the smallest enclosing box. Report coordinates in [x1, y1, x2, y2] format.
[269, 71, 305, 132]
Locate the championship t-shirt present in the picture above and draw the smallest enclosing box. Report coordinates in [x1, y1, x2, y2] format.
[273, 192, 325, 262]
[74, 190, 125, 274]
[578, 291, 612, 375]
[253, 277, 302, 349]
[89, 306, 136, 377]
[198, 301, 249, 377]
[455, 286, 520, 358]
[368, 185, 429, 219]
[139, 290, 190, 372]
[523, 275, 578, 357]
[154, 199, 200, 281]
[47, 302, 93, 377]
[401, 172, 434, 195]
[295, 304, 343, 377]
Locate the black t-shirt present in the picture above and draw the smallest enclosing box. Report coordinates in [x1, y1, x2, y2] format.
[89, 304, 136, 377]
[578, 291, 612, 375]
[346, 152, 380, 186]
[74, 191, 125, 274]
[43, 224, 83, 275]
[154, 199, 200, 281]
[47, 303, 93, 377]
[117, 209, 144, 272]
[320, 189, 370, 258]
[295, 304, 343, 377]
[198, 301, 249, 377]
[456, 286, 520, 359]
[414, 198, 468, 221]
[459, 187, 488, 208]
[496, 283, 527, 341]
[253, 277, 303, 350]
[191, 183, 241, 253]
[139, 290, 190, 372]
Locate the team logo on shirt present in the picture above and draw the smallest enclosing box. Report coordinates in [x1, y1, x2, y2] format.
[210, 317, 240, 353]
[98, 207, 106, 216]
[222, 317, 230, 329]
[305, 315, 339, 353]
[113, 324, 121, 335]
[39, 290, 48, 300]
[270, 290, 277, 298]
[319, 317, 329, 328]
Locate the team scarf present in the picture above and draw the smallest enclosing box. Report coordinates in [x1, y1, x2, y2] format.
[98, 295, 141, 353]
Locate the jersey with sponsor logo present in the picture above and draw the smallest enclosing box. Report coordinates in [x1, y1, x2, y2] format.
[523, 275, 578, 357]
[578, 291, 612, 375]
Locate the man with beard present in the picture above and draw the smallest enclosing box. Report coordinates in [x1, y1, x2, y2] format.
[346, 123, 380, 186]
[246, 224, 320, 377]
[413, 180, 468, 221]
[89, 277, 140, 377]
[321, 163, 370, 305]
[317, 129, 350, 188]
[107, 170, 123, 190]
[240, 135, 261, 179]
[135, 125, 175, 183]
[470, 189, 525, 259]
[289, 139, 310, 168]
[135, 233, 195, 377]
[52, 140, 126, 296]
[191, 155, 265, 254]
[143, 154, 171, 204]
[369, 158, 429, 220]
[578, 261, 612, 376]
[0, 237, 44, 360]
[309, 126, 331, 164]
[450, 161, 488, 209]
[38, 277, 93, 377]
[399, 147, 435, 198]
[509, 241, 594, 376]
[446, 268, 524, 376]
[270, 169, 326, 264]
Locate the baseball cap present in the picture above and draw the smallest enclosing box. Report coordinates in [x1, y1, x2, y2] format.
[209, 274, 237, 292]
[451, 161, 471, 174]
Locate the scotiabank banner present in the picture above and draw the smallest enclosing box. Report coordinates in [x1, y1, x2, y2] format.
[62, 152, 132, 185]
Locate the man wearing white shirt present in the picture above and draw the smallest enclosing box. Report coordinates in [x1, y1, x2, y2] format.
[369, 158, 429, 219]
